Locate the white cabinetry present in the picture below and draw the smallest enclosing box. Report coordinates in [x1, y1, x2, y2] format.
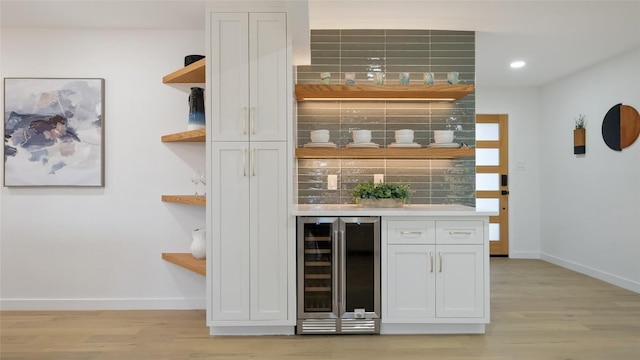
[209, 12, 287, 142]
[210, 142, 287, 321]
[207, 7, 291, 335]
[382, 218, 489, 334]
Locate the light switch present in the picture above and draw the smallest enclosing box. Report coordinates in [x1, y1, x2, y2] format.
[327, 175, 338, 190]
[374, 174, 384, 184]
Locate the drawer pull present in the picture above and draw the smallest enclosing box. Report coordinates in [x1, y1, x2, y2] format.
[400, 231, 423, 236]
[448, 231, 472, 235]
[439, 252, 443, 273]
[429, 252, 434, 273]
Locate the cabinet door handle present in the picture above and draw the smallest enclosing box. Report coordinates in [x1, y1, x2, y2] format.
[400, 231, 422, 236]
[429, 252, 434, 273]
[251, 148, 256, 176]
[449, 231, 472, 235]
[250, 107, 256, 135]
[242, 148, 247, 177]
[439, 252, 443, 273]
[242, 107, 247, 135]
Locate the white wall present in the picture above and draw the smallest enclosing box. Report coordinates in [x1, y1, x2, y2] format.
[538, 48, 640, 293]
[0, 28, 207, 309]
[475, 86, 542, 259]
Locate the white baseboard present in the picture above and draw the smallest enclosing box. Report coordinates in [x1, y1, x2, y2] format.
[540, 253, 640, 294]
[508, 251, 540, 259]
[0, 297, 206, 311]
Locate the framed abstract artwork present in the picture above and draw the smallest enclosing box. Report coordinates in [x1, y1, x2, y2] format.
[4, 78, 105, 186]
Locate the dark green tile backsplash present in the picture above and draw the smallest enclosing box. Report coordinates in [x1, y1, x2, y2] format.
[296, 29, 476, 206]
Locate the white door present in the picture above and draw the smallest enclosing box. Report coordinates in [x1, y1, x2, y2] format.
[210, 13, 249, 141]
[387, 245, 436, 319]
[435, 245, 484, 318]
[249, 142, 288, 320]
[249, 13, 288, 142]
[210, 143, 251, 321]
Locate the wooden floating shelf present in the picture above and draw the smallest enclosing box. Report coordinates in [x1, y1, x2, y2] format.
[162, 58, 205, 84]
[295, 147, 475, 159]
[295, 84, 474, 101]
[162, 253, 206, 276]
[161, 195, 206, 206]
[161, 129, 206, 142]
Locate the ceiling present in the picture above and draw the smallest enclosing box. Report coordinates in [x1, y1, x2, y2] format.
[1, 0, 639, 87]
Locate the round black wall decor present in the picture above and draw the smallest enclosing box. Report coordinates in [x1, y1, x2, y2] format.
[602, 103, 640, 151]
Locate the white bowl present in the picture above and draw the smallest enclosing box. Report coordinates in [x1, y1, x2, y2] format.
[434, 130, 454, 144]
[310, 130, 330, 143]
[395, 129, 414, 143]
[352, 129, 372, 143]
[395, 129, 413, 135]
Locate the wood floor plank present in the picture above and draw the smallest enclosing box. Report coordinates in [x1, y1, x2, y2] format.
[1, 259, 639, 359]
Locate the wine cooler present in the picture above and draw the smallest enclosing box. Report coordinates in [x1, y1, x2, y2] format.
[296, 216, 381, 334]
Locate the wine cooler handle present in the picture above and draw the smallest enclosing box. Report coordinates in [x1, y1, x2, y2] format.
[339, 229, 346, 316]
[332, 230, 339, 316]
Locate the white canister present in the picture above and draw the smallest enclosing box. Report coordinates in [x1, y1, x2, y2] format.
[191, 228, 206, 259]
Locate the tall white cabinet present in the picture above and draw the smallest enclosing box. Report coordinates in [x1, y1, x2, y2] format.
[206, 6, 293, 335]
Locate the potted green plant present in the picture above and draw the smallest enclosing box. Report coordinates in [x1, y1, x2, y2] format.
[574, 114, 586, 154]
[350, 181, 411, 208]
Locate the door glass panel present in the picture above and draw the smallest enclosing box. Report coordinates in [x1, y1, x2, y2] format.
[302, 222, 333, 312]
[476, 148, 500, 166]
[476, 198, 499, 213]
[344, 221, 375, 312]
[476, 173, 499, 191]
[476, 123, 499, 141]
[489, 223, 500, 241]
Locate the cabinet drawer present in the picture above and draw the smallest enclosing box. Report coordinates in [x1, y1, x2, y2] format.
[436, 221, 483, 245]
[387, 220, 435, 244]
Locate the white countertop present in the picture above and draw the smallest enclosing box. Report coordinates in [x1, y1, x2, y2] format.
[292, 204, 497, 217]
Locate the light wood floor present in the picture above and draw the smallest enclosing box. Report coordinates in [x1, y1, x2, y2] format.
[2, 259, 639, 359]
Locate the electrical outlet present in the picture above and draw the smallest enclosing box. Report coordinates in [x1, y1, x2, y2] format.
[327, 175, 338, 190]
[374, 174, 384, 184]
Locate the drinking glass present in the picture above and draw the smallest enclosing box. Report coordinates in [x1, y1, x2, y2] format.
[191, 170, 202, 195]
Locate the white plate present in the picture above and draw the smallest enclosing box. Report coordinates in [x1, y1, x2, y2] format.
[387, 142, 421, 148]
[303, 142, 337, 148]
[345, 142, 380, 148]
[426, 142, 461, 148]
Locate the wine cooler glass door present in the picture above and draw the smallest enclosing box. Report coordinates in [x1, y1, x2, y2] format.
[298, 218, 338, 318]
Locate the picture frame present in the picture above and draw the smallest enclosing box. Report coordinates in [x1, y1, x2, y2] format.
[3, 78, 105, 186]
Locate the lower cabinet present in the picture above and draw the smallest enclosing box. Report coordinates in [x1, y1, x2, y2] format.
[382, 218, 489, 333]
[209, 142, 288, 327]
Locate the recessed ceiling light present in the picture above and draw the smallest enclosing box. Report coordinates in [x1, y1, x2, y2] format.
[510, 61, 526, 69]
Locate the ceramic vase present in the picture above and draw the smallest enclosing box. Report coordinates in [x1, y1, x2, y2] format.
[188, 87, 205, 130]
[191, 228, 206, 259]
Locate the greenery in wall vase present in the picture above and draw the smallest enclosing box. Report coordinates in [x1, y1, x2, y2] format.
[574, 114, 586, 129]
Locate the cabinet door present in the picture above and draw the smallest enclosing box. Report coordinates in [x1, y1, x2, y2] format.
[387, 245, 436, 319]
[249, 142, 288, 320]
[210, 143, 251, 321]
[210, 13, 250, 141]
[435, 245, 484, 318]
[210, 12, 287, 142]
[249, 13, 287, 142]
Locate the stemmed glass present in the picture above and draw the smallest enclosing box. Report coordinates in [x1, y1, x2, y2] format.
[199, 172, 206, 196]
[191, 170, 202, 195]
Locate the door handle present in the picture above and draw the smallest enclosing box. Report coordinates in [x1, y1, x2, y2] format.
[242, 148, 247, 177]
[242, 107, 247, 135]
[501, 190, 510, 195]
